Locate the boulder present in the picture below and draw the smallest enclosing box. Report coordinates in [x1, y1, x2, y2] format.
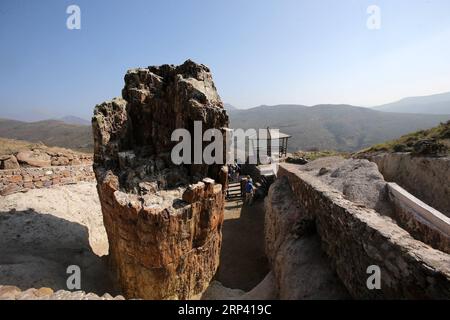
[16, 150, 51, 167]
[412, 138, 446, 156]
[286, 156, 308, 165]
[0, 155, 20, 169]
[51, 156, 70, 166]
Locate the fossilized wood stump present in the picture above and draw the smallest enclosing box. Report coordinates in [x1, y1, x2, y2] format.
[92, 60, 228, 299]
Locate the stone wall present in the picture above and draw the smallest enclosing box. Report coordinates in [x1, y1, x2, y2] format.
[370, 153, 450, 217]
[264, 175, 350, 299]
[276, 163, 450, 299]
[1, 148, 92, 170]
[0, 165, 94, 196]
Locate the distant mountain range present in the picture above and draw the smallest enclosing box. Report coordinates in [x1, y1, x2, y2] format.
[225, 91, 450, 115]
[0, 118, 93, 152]
[372, 91, 450, 114]
[228, 104, 450, 152]
[59, 115, 91, 126]
[1, 92, 449, 153]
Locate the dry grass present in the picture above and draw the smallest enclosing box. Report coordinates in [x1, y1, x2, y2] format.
[0, 137, 92, 156]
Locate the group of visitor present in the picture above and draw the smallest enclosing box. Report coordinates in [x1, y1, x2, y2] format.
[226, 162, 255, 205]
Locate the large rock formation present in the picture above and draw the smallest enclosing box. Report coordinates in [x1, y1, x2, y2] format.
[92, 60, 229, 299]
[0, 155, 20, 170]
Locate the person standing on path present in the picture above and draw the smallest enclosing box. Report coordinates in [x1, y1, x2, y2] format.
[245, 177, 254, 205]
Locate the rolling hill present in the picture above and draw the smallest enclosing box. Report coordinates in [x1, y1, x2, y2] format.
[373, 91, 450, 115]
[355, 120, 450, 157]
[0, 118, 93, 152]
[59, 115, 91, 126]
[228, 104, 450, 152]
[1, 104, 449, 153]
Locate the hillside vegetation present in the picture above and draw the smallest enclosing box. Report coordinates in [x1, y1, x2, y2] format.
[355, 120, 450, 157]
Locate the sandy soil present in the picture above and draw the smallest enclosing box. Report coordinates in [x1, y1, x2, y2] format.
[0, 182, 117, 295]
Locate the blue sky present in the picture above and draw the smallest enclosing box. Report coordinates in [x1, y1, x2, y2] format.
[1, 0, 450, 121]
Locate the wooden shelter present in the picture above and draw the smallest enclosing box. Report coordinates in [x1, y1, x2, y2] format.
[248, 127, 291, 164]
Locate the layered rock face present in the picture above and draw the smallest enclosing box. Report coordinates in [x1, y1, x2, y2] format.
[4, 148, 92, 168]
[92, 60, 228, 299]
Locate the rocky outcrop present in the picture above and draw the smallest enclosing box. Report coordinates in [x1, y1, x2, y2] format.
[92, 60, 229, 299]
[297, 156, 394, 217]
[16, 150, 52, 167]
[0, 155, 19, 170]
[0, 143, 94, 195]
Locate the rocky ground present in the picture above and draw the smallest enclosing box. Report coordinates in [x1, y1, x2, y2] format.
[0, 157, 398, 300]
[297, 156, 394, 216]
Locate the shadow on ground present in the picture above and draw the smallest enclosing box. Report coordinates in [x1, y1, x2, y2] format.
[0, 209, 118, 296]
[216, 199, 270, 291]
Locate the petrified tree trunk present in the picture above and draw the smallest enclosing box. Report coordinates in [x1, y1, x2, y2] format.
[92, 60, 228, 299]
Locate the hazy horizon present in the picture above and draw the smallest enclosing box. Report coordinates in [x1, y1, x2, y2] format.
[2, 89, 450, 122]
